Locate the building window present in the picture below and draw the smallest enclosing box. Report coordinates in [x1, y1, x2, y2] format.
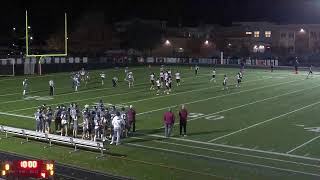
[280, 33, 286, 39]
[288, 32, 294, 39]
[254, 31, 260, 38]
[311, 31, 317, 39]
[265, 31, 271, 38]
[288, 46, 294, 53]
[246, 31, 252, 35]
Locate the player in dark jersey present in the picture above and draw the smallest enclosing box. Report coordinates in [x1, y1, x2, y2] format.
[195, 65, 199, 76]
[270, 62, 274, 72]
[294, 57, 299, 74]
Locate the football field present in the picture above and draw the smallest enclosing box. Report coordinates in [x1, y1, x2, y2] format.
[0, 66, 320, 180]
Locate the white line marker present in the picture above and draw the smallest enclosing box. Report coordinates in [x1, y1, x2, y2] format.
[147, 134, 320, 163]
[127, 142, 320, 177]
[287, 135, 320, 154]
[130, 136, 320, 169]
[208, 100, 320, 143]
[0, 112, 33, 119]
[187, 84, 320, 123]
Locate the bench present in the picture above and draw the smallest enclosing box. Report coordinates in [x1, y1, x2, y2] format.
[0, 125, 106, 158]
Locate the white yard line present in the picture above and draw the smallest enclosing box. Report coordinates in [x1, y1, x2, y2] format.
[127, 142, 320, 177]
[0, 112, 33, 119]
[287, 135, 320, 154]
[131, 136, 320, 169]
[186, 84, 320, 123]
[147, 134, 320, 163]
[136, 79, 297, 116]
[208, 100, 320, 143]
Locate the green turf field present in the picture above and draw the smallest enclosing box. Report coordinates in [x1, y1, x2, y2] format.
[0, 66, 320, 180]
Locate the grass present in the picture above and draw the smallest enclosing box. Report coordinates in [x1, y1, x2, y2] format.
[0, 65, 320, 179]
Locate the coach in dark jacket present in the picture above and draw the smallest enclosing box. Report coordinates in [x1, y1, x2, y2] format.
[179, 105, 188, 136]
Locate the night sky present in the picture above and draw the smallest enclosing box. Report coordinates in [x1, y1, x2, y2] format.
[1, 0, 320, 37]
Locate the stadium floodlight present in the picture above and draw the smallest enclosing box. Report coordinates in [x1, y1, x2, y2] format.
[204, 40, 209, 45]
[25, 10, 68, 75]
[12, 27, 16, 31]
[300, 28, 305, 33]
[164, 39, 171, 46]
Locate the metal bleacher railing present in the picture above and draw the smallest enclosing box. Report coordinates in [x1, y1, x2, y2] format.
[0, 125, 106, 158]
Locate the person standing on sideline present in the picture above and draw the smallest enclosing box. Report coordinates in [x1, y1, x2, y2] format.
[163, 108, 175, 138]
[110, 111, 125, 145]
[127, 105, 136, 134]
[22, 78, 28, 96]
[179, 105, 188, 136]
[49, 79, 55, 96]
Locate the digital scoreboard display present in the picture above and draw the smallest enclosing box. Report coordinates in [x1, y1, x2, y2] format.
[1, 160, 54, 179]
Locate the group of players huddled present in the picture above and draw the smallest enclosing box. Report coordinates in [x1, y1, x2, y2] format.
[34, 100, 136, 145]
[149, 65, 181, 95]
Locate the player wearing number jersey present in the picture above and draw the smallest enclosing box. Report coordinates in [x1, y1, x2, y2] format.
[175, 72, 181, 86]
[160, 71, 164, 86]
[150, 73, 155, 90]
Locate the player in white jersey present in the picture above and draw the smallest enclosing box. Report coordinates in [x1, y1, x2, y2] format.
[223, 74, 228, 90]
[80, 68, 86, 81]
[210, 68, 216, 82]
[236, 72, 241, 88]
[175, 72, 181, 86]
[195, 65, 199, 76]
[164, 78, 171, 95]
[22, 79, 28, 96]
[128, 72, 134, 88]
[160, 71, 164, 87]
[306, 65, 313, 79]
[150, 73, 155, 90]
[74, 77, 80, 92]
[156, 78, 161, 95]
[85, 71, 90, 86]
[70, 107, 78, 137]
[164, 71, 169, 82]
[100, 72, 106, 86]
[49, 80, 55, 96]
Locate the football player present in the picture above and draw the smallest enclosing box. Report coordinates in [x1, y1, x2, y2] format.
[223, 74, 228, 90]
[160, 71, 164, 87]
[100, 72, 106, 86]
[307, 65, 313, 79]
[156, 78, 161, 95]
[22, 78, 28, 96]
[210, 68, 216, 82]
[60, 107, 68, 136]
[150, 73, 155, 90]
[195, 65, 199, 76]
[175, 71, 181, 86]
[128, 72, 134, 88]
[112, 76, 118, 87]
[236, 72, 241, 88]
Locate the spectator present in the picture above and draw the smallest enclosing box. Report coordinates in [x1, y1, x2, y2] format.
[179, 105, 188, 136]
[163, 108, 175, 138]
[127, 105, 136, 133]
[110, 111, 125, 145]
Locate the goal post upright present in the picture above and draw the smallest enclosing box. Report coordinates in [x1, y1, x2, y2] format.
[25, 10, 68, 76]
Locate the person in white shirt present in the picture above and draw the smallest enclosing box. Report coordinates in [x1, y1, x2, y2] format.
[210, 69, 216, 83]
[150, 73, 155, 90]
[175, 72, 181, 86]
[100, 72, 106, 86]
[110, 112, 125, 145]
[156, 78, 161, 95]
[223, 74, 228, 90]
[49, 80, 55, 96]
[22, 79, 28, 96]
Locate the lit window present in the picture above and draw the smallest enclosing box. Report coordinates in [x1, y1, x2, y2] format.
[265, 31, 271, 38]
[254, 31, 260, 38]
[246, 32, 252, 35]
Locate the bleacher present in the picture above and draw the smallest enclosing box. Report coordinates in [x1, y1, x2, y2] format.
[0, 125, 106, 158]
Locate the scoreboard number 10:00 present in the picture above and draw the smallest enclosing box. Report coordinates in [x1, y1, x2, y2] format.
[20, 160, 38, 169]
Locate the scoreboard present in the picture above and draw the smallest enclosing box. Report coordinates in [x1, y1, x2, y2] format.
[1, 160, 54, 179]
